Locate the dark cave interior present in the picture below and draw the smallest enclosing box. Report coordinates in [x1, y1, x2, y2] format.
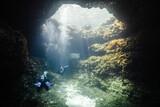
[0, 0, 159, 107]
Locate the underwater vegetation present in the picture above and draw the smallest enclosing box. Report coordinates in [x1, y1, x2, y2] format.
[81, 38, 133, 77]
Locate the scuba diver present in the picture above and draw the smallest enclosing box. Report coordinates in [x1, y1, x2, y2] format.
[34, 71, 53, 91]
[59, 65, 69, 75]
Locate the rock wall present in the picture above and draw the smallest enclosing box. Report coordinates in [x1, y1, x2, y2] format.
[0, 23, 29, 106]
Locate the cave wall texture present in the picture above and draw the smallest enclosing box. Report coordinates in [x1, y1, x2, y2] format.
[0, 0, 159, 107]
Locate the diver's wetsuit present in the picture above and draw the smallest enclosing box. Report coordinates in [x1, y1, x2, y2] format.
[38, 79, 50, 91]
[34, 71, 53, 91]
[59, 66, 64, 75]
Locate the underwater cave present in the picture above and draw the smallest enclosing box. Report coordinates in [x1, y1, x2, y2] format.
[0, 0, 159, 107]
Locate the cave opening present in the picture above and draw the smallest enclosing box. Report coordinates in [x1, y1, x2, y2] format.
[41, 4, 125, 73]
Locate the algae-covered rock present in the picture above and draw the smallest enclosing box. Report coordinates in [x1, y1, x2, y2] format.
[79, 17, 125, 39]
[90, 37, 136, 55]
[80, 37, 139, 79]
[80, 51, 130, 78]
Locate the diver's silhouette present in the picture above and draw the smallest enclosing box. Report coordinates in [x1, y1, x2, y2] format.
[59, 65, 69, 75]
[34, 71, 53, 91]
